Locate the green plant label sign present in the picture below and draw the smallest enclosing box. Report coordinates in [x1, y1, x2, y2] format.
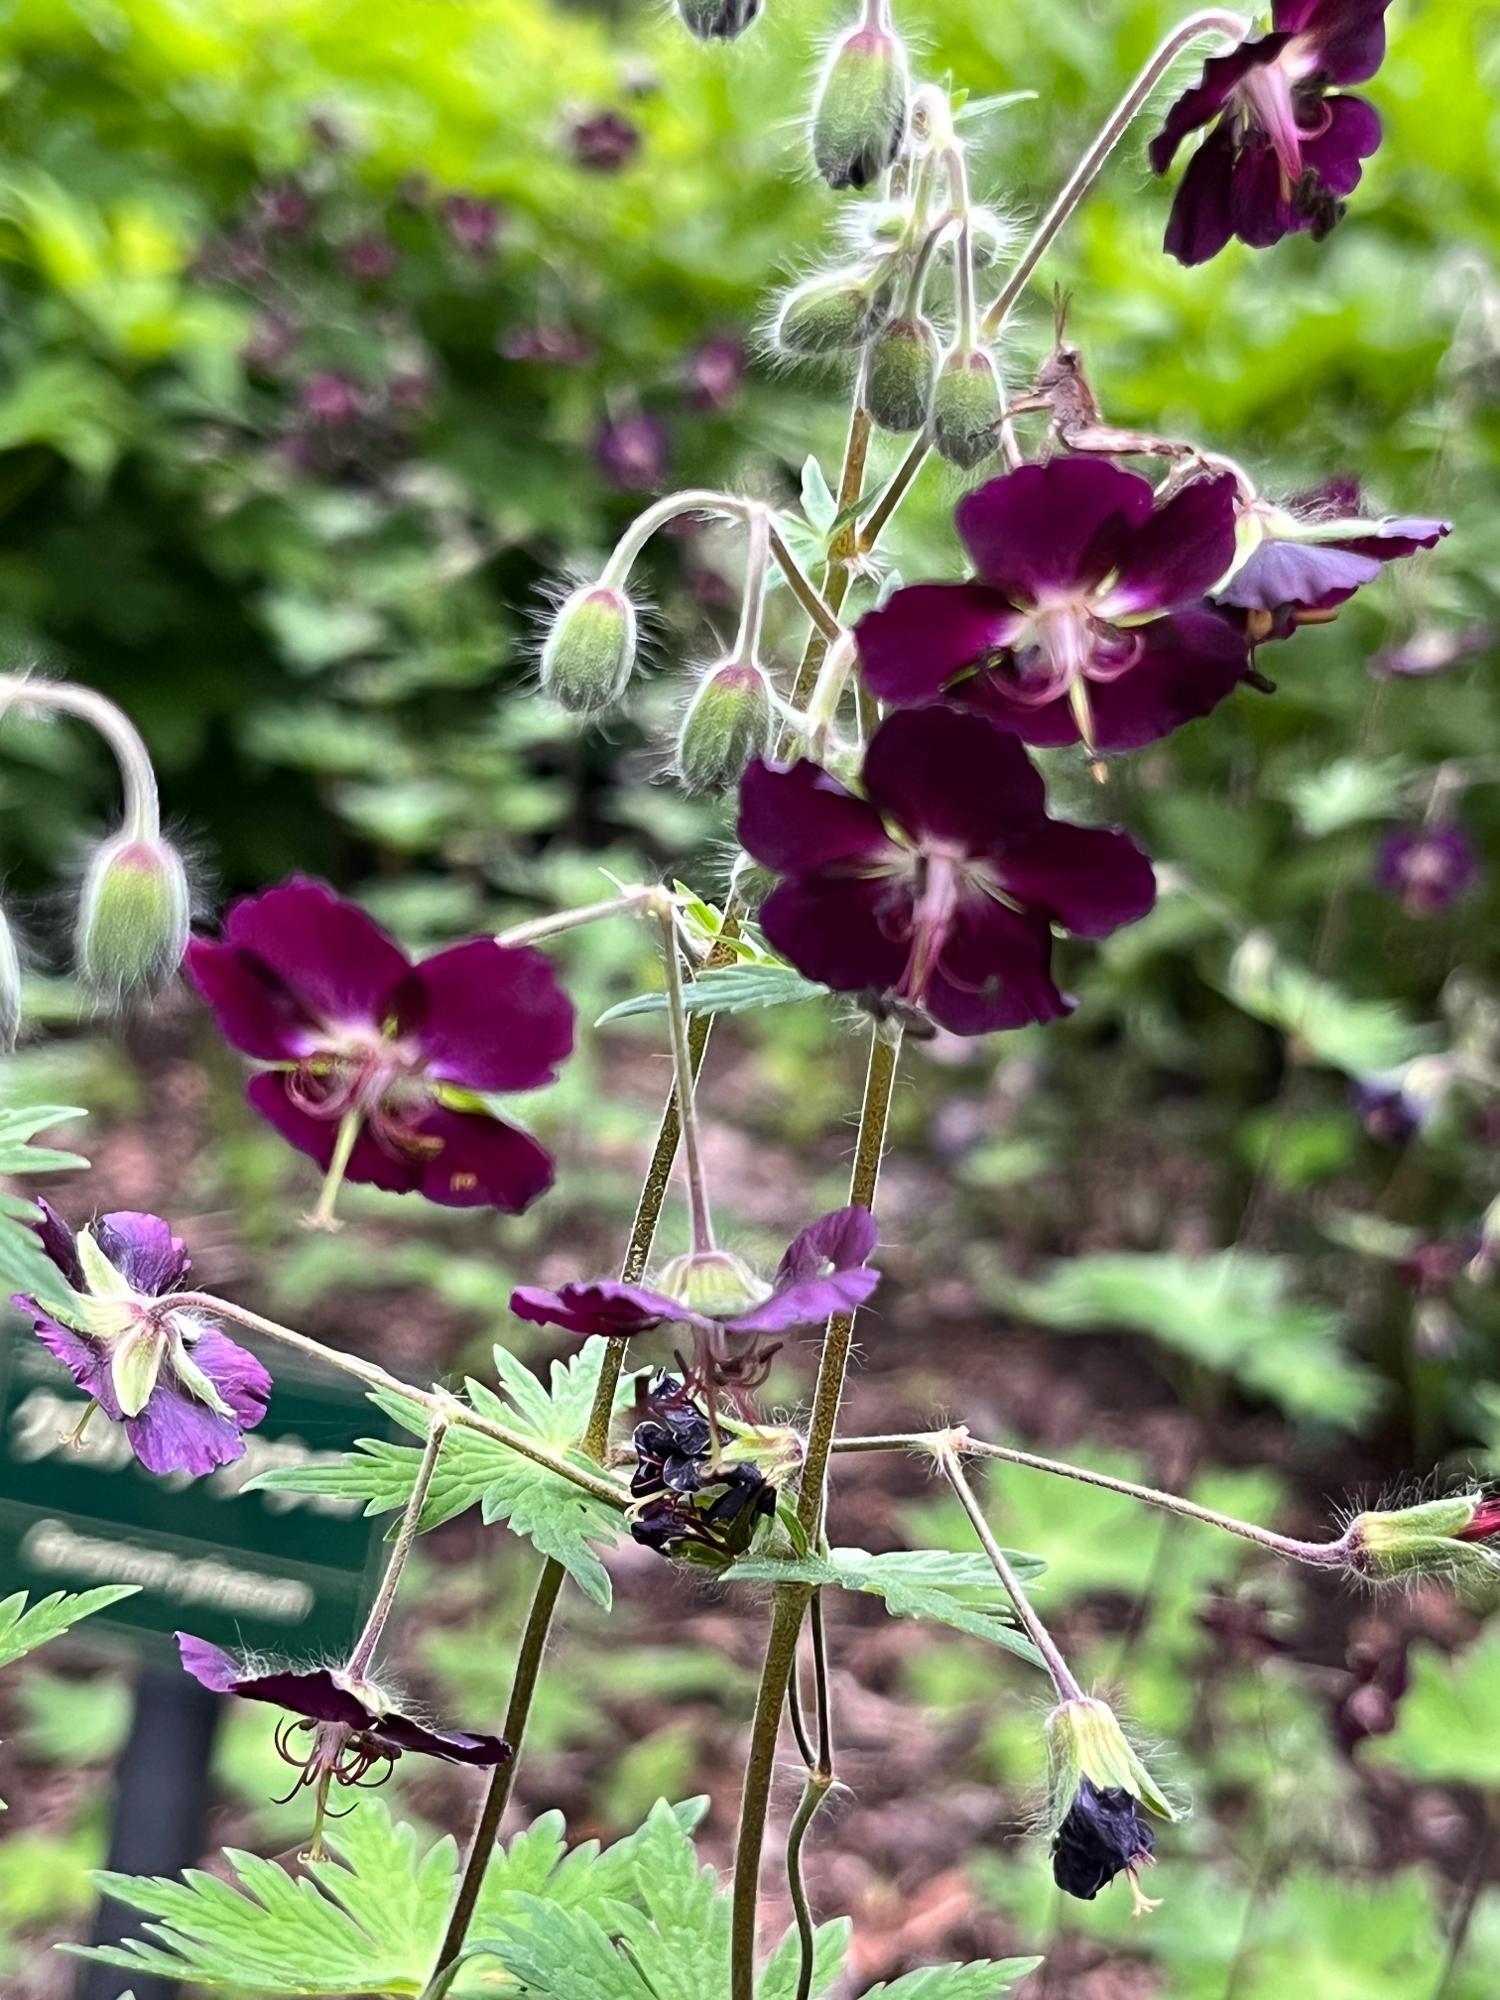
[0, 1331, 388, 1661]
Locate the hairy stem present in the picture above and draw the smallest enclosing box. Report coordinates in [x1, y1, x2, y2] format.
[768, 522, 844, 643]
[657, 897, 716, 1256]
[940, 1448, 1081, 1700]
[495, 885, 659, 949]
[346, 1419, 447, 1678]
[599, 488, 757, 586]
[0, 671, 161, 841]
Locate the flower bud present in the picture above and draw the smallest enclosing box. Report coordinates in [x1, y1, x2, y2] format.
[931, 346, 1002, 468]
[540, 584, 637, 715]
[775, 269, 886, 356]
[76, 832, 191, 1004]
[675, 659, 773, 795]
[676, 0, 761, 38]
[727, 851, 776, 917]
[1045, 1697, 1177, 1908]
[1346, 1493, 1500, 1587]
[0, 900, 21, 1053]
[811, 23, 910, 192]
[865, 315, 938, 434]
[657, 1248, 771, 1318]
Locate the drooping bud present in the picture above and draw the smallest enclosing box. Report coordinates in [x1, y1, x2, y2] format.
[966, 207, 1013, 270]
[931, 346, 1002, 468]
[775, 268, 888, 356]
[675, 660, 773, 795]
[76, 832, 191, 1004]
[0, 900, 21, 1053]
[865, 315, 938, 434]
[675, 0, 761, 39]
[540, 584, 637, 715]
[1346, 1493, 1500, 1588]
[811, 20, 910, 192]
[657, 1248, 771, 1319]
[1045, 1697, 1177, 1909]
[726, 851, 777, 918]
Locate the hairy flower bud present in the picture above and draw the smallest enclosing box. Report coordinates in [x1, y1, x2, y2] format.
[540, 584, 637, 715]
[675, 659, 773, 795]
[1045, 1697, 1177, 1908]
[0, 900, 21, 1052]
[1346, 1493, 1500, 1587]
[811, 23, 910, 192]
[676, 0, 761, 39]
[657, 1248, 771, 1318]
[775, 269, 887, 356]
[931, 346, 1002, 468]
[865, 315, 938, 434]
[76, 832, 191, 1003]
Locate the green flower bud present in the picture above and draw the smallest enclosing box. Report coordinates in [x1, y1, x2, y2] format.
[727, 851, 777, 917]
[658, 1248, 771, 1318]
[967, 207, 1013, 270]
[76, 831, 191, 1004]
[931, 346, 1003, 469]
[865, 315, 938, 434]
[775, 269, 886, 356]
[541, 584, 637, 716]
[675, 0, 760, 38]
[1347, 1493, 1500, 1587]
[811, 24, 910, 192]
[0, 900, 21, 1053]
[675, 659, 773, 796]
[1045, 1696, 1178, 1829]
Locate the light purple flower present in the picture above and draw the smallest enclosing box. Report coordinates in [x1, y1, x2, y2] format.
[856, 461, 1247, 757]
[1375, 825, 1477, 918]
[595, 412, 670, 492]
[11, 1204, 270, 1478]
[300, 373, 366, 427]
[736, 705, 1156, 1036]
[686, 334, 747, 411]
[1370, 623, 1491, 681]
[1151, 1, 1391, 265]
[186, 879, 573, 1212]
[342, 234, 400, 282]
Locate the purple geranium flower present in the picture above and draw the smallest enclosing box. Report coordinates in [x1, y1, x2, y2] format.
[685, 334, 747, 411]
[1217, 482, 1451, 642]
[736, 705, 1156, 1035]
[856, 461, 1248, 758]
[1150, 1, 1392, 265]
[186, 879, 573, 1212]
[11, 1204, 270, 1477]
[178, 1634, 508, 1851]
[512, 1206, 879, 1407]
[595, 412, 670, 492]
[1375, 825, 1477, 917]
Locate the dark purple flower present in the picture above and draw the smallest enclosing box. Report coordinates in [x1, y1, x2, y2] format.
[1370, 622, 1491, 681]
[736, 706, 1156, 1035]
[500, 324, 597, 366]
[441, 194, 503, 257]
[595, 412, 670, 492]
[568, 108, 641, 173]
[255, 182, 316, 237]
[186, 879, 573, 1212]
[11, 1204, 270, 1478]
[628, 1373, 776, 1562]
[1052, 1776, 1157, 1901]
[1217, 484, 1451, 641]
[1375, 825, 1477, 917]
[300, 373, 366, 427]
[177, 1633, 508, 1850]
[856, 460, 1248, 757]
[342, 233, 400, 282]
[1351, 1077, 1420, 1146]
[1150, 1, 1392, 265]
[686, 334, 746, 411]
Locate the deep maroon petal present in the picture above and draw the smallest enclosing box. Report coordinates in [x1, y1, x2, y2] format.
[413, 1105, 555, 1212]
[997, 822, 1157, 939]
[218, 879, 413, 1032]
[854, 582, 1022, 707]
[509, 1280, 686, 1337]
[758, 874, 907, 996]
[926, 897, 1070, 1036]
[186, 1326, 272, 1430]
[186, 938, 327, 1063]
[860, 707, 1047, 851]
[404, 940, 574, 1093]
[92, 1212, 190, 1297]
[23, 1310, 118, 1416]
[1218, 540, 1380, 614]
[127, 1380, 251, 1477]
[1163, 122, 1240, 266]
[1149, 35, 1288, 173]
[726, 1264, 880, 1335]
[1097, 476, 1241, 617]
[1275, 0, 1391, 85]
[32, 1200, 82, 1286]
[955, 461, 1156, 602]
[775, 1205, 879, 1286]
[1229, 142, 1299, 250]
[246, 1072, 421, 1194]
[1300, 93, 1382, 198]
[176, 1636, 376, 1727]
[737, 759, 891, 873]
[368, 1714, 510, 1764]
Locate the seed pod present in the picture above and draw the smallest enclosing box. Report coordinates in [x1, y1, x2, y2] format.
[931, 346, 1002, 468]
[0, 901, 20, 1052]
[675, 0, 761, 39]
[675, 659, 773, 795]
[811, 24, 910, 192]
[865, 315, 938, 433]
[76, 832, 191, 1004]
[776, 269, 886, 356]
[540, 584, 637, 715]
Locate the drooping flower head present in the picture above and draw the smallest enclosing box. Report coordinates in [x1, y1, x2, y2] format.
[628, 1373, 777, 1563]
[177, 1634, 508, 1855]
[856, 461, 1247, 758]
[1045, 1696, 1178, 1910]
[1375, 824, 1477, 918]
[11, 1204, 270, 1477]
[511, 1206, 880, 1410]
[736, 706, 1156, 1037]
[1150, 1, 1392, 266]
[187, 879, 573, 1214]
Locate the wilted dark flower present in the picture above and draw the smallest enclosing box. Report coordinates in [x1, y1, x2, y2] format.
[628, 1374, 775, 1562]
[686, 334, 747, 411]
[1045, 1697, 1176, 1910]
[568, 109, 641, 174]
[1052, 1777, 1157, 1901]
[737, 706, 1155, 1035]
[12, 1204, 270, 1477]
[300, 373, 366, 427]
[441, 194, 503, 257]
[595, 411, 670, 492]
[1375, 824, 1477, 917]
[187, 878, 573, 1212]
[177, 1634, 508, 1853]
[342, 233, 400, 282]
[1150, 1, 1392, 266]
[856, 461, 1247, 756]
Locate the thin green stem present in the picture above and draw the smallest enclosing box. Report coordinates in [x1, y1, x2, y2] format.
[939, 1448, 1081, 1700]
[732, 1585, 812, 2000]
[599, 488, 756, 587]
[735, 510, 772, 664]
[786, 1768, 835, 2000]
[767, 522, 843, 644]
[656, 898, 716, 1256]
[346, 1418, 447, 1679]
[0, 671, 161, 841]
[495, 885, 658, 949]
[307, 1106, 363, 1232]
[858, 437, 930, 557]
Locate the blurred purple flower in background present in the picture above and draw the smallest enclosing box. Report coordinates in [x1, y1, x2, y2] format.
[442, 194, 503, 257]
[342, 233, 400, 282]
[568, 108, 642, 173]
[686, 334, 747, 411]
[595, 411, 670, 491]
[1375, 824, 1477, 917]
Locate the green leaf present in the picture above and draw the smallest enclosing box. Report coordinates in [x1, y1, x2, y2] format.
[1365, 1630, 1500, 1786]
[1222, 932, 1431, 1076]
[863, 1962, 1044, 1998]
[728, 1547, 1046, 1663]
[244, 1343, 627, 1606]
[800, 455, 837, 534]
[0, 1585, 138, 1674]
[1278, 756, 1412, 836]
[0, 1104, 88, 1298]
[597, 961, 827, 1026]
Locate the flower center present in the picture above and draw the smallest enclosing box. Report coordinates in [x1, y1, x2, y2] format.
[287, 1029, 443, 1165]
